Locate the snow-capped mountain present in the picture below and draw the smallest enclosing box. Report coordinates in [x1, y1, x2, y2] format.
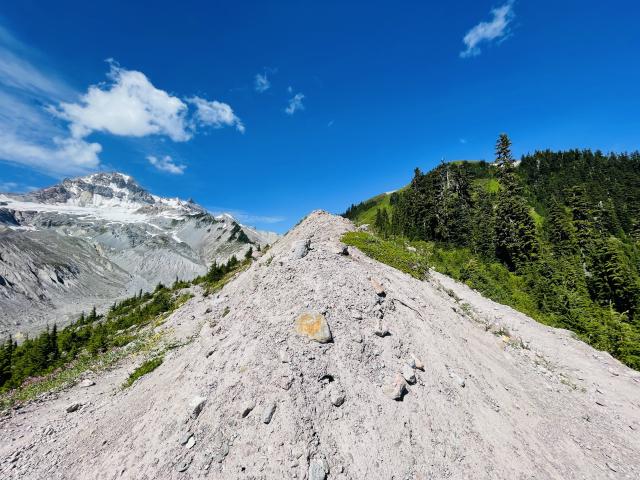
[0, 172, 279, 339]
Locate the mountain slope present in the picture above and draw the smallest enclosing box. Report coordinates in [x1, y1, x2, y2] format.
[343, 148, 640, 370]
[1, 211, 638, 479]
[0, 173, 278, 338]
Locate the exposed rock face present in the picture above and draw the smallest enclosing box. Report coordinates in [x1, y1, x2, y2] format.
[1, 211, 640, 479]
[0, 172, 279, 338]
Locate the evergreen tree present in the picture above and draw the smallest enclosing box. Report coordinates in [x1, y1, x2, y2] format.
[494, 134, 538, 270]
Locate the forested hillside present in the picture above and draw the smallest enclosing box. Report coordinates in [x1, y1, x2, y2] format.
[343, 136, 640, 369]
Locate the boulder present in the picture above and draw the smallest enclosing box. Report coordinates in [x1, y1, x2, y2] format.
[295, 312, 333, 343]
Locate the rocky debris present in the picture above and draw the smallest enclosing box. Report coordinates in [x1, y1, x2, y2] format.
[189, 396, 207, 418]
[240, 401, 256, 418]
[42, 425, 55, 436]
[330, 387, 346, 407]
[410, 354, 425, 371]
[185, 435, 196, 449]
[291, 239, 311, 259]
[65, 402, 82, 413]
[176, 457, 191, 472]
[79, 379, 95, 388]
[383, 373, 408, 400]
[370, 277, 386, 296]
[179, 432, 194, 446]
[309, 458, 329, 480]
[262, 402, 277, 424]
[373, 319, 389, 337]
[295, 312, 333, 343]
[401, 364, 416, 384]
[329, 242, 349, 255]
[449, 372, 466, 388]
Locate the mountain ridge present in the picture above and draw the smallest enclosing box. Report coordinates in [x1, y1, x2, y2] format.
[0, 172, 279, 339]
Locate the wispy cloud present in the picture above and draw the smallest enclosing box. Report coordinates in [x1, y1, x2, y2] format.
[146, 155, 186, 175]
[187, 96, 245, 133]
[460, 1, 514, 58]
[254, 73, 270, 93]
[459, 138, 468, 144]
[0, 27, 244, 178]
[285, 92, 305, 115]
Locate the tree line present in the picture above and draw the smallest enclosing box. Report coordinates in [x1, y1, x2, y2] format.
[347, 135, 640, 369]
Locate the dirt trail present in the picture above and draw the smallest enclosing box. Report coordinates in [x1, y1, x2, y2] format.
[1, 211, 639, 479]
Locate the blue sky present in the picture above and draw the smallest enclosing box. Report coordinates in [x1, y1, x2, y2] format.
[0, 1, 639, 232]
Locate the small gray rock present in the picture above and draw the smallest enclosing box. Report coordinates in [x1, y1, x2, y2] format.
[241, 401, 256, 418]
[66, 402, 82, 413]
[383, 373, 408, 400]
[176, 457, 191, 472]
[291, 239, 311, 259]
[180, 432, 193, 446]
[401, 364, 416, 384]
[309, 458, 329, 480]
[330, 388, 346, 407]
[79, 379, 95, 388]
[189, 396, 207, 418]
[262, 402, 276, 424]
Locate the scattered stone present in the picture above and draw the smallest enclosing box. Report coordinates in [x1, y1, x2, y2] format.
[185, 436, 196, 450]
[606, 462, 618, 472]
[240, 401, 256, 418]
[370, 278, 386, 297]
[309, 458, 329, 480]
[79, 379, 95, 388]
[374, 319, 389, 337]
[295, 312, 333, 343]
[262, 403, 277, 424]
[189, 396, 207, 418]
[176, 457, 191, 472]
[406, 245, 417, 252]
[449, 372, 465, 388]
[330, 242, 349, 255]
[595, 400, 606, 407]
[330, 387, 346, 407]
[401, 364, 416, 384]
[383, 373, 408, 400]
[291, 239, 311, 259]
[411, 354, 425, 371]
[66, 402, 82, 413]
[42, 425, 55, 436]
[278, 350, 291, 363]
[351, 310, 363, 320]
[180, 432, 193, 446]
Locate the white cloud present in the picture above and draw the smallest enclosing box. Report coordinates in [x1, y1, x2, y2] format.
[460, 2, 514, 58]
[0, 132, 101, 175]
[254, 73, 270, 93]
[285, 92, 305, 115]
[146, 155, 186, 175]
[0, 25, 243, 178]
[459, 138, 468, 144]
[187, 96, 245, 133]
[51, 62, 191, 141]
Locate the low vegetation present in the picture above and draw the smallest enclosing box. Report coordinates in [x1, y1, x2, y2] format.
[0, 254, 250, 407]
